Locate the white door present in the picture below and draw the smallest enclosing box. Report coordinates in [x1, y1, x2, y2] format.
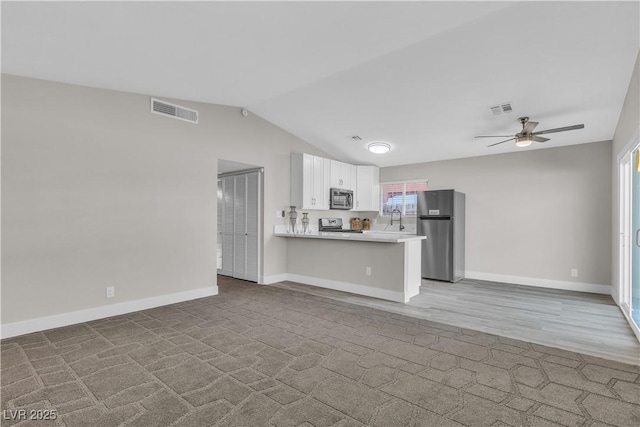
[221, 176, 235, 277]
[233, 174, 247, 279]
[217, 170, 261, 283]
[619, 137, 640, 341]
[217, 180, 223, 270]
[245, 171, 260, 282]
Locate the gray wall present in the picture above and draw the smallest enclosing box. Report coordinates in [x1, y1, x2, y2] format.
[611, 50, 640, 303]
[1, 74, 330, 324]
[381, 141, 612, 289]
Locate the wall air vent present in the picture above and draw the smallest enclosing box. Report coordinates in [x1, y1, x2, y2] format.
[151, 98, 198, 124]
[488, 102, 513, 116]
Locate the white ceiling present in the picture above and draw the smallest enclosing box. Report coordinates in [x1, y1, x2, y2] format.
[2, 1, 639, 167]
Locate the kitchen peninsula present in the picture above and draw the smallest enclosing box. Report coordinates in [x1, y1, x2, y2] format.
[275, 230, 425, 303]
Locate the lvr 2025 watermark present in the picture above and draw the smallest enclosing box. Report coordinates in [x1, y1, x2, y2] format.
[2, 409, 58, 421]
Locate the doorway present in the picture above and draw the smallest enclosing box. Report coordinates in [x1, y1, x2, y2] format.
[618, 135, 640, 341]
[217, 159, 263, 283]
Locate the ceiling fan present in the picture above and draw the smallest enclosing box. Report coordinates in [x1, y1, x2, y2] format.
[475, 117, 584, 148]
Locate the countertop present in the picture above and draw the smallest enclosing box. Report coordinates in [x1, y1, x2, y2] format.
[274, 230, 426, 243]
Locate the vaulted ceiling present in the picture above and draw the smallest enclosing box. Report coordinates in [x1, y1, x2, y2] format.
[3, 1, 638, 166]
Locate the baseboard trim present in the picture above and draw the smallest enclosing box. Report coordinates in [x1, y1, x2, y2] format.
[285, 274, 406, 303]
[465, 271, 610, 295]
[1, 286, 219, 339]
[261, 274, 288, 285]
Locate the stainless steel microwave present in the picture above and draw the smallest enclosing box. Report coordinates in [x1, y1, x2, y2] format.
[330, 188, 353, 210]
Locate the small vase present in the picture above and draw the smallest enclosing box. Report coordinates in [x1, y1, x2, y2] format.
[288, 206, 298, 233]
[301, 213, 310, 234]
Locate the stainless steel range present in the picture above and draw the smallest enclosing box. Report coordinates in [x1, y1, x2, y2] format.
[318, 218, 363, 233]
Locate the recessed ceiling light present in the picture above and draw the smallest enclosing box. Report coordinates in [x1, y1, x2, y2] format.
[368, 142, 391, 154]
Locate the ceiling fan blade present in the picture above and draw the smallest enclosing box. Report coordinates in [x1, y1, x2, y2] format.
[487, 138, 515, 147]
[474, 135, 513, 138]
[531, 136, 550, 143]
[522, 121, 539, 134]
[532, 124, 584, 135]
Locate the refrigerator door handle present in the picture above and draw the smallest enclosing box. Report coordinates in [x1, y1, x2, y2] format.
[636, 228, 640, 247]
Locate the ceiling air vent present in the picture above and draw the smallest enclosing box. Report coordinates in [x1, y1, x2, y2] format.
[151, 98, 198, 124]
[488, 102, 513, 116]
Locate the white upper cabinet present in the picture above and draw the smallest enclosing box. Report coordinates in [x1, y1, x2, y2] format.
[329, 160, 354, 190]
[291, 153, 329, 210]
[355, 165, 380, 212]
[292, 153, 378, 211]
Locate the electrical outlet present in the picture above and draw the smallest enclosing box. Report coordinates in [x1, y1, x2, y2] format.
[276, 210, 285, 218]
[365, 266, 372, 276]
[106, 286, 115, 298]
[570, 269, 578, 277]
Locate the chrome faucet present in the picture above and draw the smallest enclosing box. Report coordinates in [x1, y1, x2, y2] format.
[390, 208, 404, 231]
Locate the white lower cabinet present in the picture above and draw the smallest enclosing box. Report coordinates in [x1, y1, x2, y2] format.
[218, 171, 260, 282]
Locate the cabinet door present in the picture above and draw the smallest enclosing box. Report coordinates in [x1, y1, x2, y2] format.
[312, 155, 325, 208]
[370, 166, 380, 211]
[355, 165, 380, 211]
[341, 162, 352, 190]
[302, 154, 314, 209]
[330, 160, 349, 189]
[356, 166, 371, 211]
[349, 164, 357, 192]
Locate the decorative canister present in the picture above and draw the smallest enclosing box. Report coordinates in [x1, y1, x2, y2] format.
[288, 206, 298, 233]
[350, 217, 361, 230]
[362, 218, 371, 230]
[301, 213, 310, 234]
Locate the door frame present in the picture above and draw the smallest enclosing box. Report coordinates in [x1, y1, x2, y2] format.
[217, 167, 264, 284]
[617, 128, 640, 341]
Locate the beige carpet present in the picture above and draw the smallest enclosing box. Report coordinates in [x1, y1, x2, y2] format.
[2, 276, 639, 427]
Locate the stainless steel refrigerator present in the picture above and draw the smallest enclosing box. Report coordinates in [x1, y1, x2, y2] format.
[417, 190, 465, 282]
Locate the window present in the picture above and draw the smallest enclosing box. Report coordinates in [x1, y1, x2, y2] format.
[381, 180, 428, 216]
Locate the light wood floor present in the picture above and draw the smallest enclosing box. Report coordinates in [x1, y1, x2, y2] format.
[273, 278, 640, 365]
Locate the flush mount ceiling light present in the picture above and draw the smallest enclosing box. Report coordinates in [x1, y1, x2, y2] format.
[368, 142, 391, 154]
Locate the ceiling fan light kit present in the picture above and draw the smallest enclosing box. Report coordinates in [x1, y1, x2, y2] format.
[515, 136, 533, 148]
[476, 116, 584, 148]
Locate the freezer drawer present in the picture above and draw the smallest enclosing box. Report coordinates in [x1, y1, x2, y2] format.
[418, 218, 453, 281]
